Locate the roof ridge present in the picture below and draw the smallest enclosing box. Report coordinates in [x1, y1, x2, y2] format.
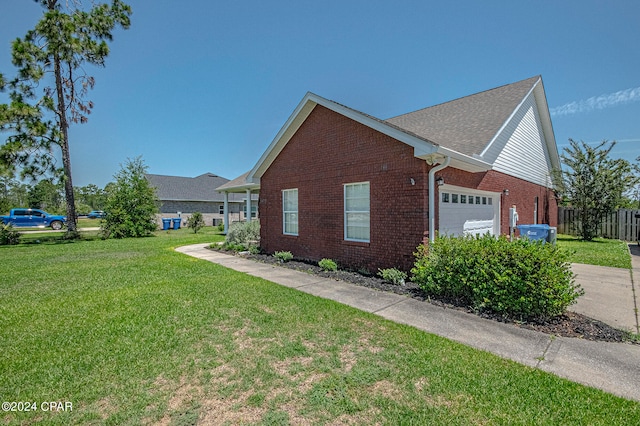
[386, 75, 540, 120]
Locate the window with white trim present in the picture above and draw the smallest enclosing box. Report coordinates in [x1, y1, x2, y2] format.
[282, 189, 298, 235]
[344, 182, 370, 242]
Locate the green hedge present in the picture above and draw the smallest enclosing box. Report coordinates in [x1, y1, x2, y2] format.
[411, 235, 583, 321]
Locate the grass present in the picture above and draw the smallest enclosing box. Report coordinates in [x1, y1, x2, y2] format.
[1, 229, 639, 424]
[557, 234, 632, 269]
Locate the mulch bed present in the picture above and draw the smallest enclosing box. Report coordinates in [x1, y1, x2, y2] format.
[231, 251, 637, 344]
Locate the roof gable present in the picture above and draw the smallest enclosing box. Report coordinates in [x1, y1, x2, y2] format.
[481, 81, 560, 187]
[248, 93, 444, 182]
[385, 76, 541, 157]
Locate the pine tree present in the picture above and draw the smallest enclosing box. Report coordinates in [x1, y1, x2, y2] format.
[0, 0, 131, 234]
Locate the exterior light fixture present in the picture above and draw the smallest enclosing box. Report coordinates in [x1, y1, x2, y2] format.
[435, 176, 444, 186]
[503, 189, 509, 196]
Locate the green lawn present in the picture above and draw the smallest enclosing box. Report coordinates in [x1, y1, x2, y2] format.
[1, 229, 639, 425]
[557, 234, 632, 269]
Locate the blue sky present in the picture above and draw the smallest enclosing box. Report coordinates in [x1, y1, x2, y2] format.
[1, 0, 639, 187]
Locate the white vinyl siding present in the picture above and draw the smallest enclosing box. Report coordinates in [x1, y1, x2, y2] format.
[484, 93, 553, 187]
[344, 182, 370, 242]
[282, 189, 298, 235]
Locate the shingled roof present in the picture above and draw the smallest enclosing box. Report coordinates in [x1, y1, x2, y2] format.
[146, 173, 244, 202]
[216, 171, 259, 192]
[386, 76, 540, 156]
[222, 75, 558, 192]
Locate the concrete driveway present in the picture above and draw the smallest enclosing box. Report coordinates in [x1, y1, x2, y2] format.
[571, 257, 639, 333]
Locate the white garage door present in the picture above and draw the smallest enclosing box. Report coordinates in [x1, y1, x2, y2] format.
[439, 186, 500, 237]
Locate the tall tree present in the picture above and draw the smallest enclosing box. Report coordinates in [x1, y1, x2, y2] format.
[75, 183, 106, 210]
[556, 139, 638, 240]
[27, 177, 64, 211]
[0, 0, 131, 234]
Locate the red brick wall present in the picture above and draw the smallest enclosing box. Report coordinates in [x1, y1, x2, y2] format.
[259, 104, 558, 272]
[260, 105, 429, 272]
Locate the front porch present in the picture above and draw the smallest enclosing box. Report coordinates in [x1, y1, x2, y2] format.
[216, 171, 260, 233]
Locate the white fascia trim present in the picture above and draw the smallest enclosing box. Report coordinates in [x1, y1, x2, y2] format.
[319, 98, 438, 158]
[219, 183, 260, 192]
[434, 146, 493, 172]
[532, 83, 562, 171]
[248, 92, 440, 181]
[248, 93, 318, 182]
[476, 78, 561, 173]
[479, 77, 540, 159]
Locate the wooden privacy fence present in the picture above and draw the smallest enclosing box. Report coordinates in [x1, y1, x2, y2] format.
[557, 207, 640, 241]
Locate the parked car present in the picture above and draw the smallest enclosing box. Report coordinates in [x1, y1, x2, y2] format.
[87, 210, 106, 219]
[0, 208, 66, 230]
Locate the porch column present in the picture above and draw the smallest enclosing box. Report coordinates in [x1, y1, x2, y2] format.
[246, 189, 252, 223]
[223, 191, 229, 234]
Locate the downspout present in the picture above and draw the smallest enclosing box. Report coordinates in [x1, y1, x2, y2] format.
[428, 156, 450, 242]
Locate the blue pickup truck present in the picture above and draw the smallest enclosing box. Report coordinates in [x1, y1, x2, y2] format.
[0, 208, 67, 230]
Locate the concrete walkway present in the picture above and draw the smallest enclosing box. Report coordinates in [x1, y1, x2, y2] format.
[175, 243, 640, 402]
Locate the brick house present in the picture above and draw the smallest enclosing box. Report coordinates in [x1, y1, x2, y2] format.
[222, 76, 560, 272]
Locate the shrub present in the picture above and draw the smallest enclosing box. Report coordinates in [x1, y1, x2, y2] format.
[101, 157, 159, 239]
[225, 221, 260, 247]
[319, 258, 338, 272]
[224, 243, 246, 252]
[0, 223, 21, 245]
[186, 212, 205, 234]
[378, 268, 407, 285]
[411, 234, 582, 321]
[274, 251, 293, 262]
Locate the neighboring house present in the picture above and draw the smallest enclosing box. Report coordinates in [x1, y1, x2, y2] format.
[222, 76, 560, 272]
[146, 172, 255, 225]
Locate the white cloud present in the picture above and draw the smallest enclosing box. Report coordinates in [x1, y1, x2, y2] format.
[550, 86, 640, 117]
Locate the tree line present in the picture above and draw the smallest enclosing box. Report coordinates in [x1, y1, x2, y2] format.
[0, 176, 111, 216]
